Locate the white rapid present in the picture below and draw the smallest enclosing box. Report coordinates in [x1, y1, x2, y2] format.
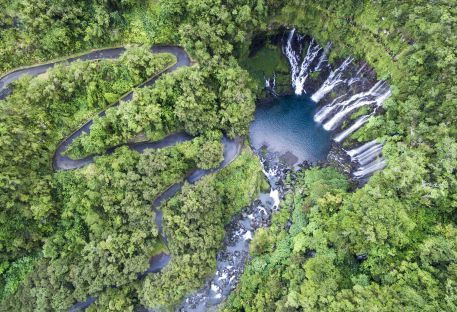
[311, 57, 352, 103]
[321, 81, 391, 131]
[283, 28, 323, 95]
[353, 158, 386, 178]
[347, 140, 385, 178]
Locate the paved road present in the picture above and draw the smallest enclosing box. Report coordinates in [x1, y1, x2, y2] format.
[1, 46, 243, 311]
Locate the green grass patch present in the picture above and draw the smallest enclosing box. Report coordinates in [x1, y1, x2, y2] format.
[239, 45, 290, 88]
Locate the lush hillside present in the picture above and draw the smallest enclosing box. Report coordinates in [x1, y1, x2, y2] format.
[225, 1, 457, 311]
[0, 0, 455, 311]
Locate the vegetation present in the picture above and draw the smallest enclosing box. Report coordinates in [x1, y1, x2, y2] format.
[1, 0, 266, 309]
[0, 46, 173, 271]
[225, 1, 457, 311]
[67, 62, 256, 158]
[1, 134, 226, 310]
[0, 0, 455, 311]
[140, 149, 264, 309]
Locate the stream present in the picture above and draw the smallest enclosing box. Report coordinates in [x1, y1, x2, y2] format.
[176, 94, 331, 311]
[1, 29, 392, 311]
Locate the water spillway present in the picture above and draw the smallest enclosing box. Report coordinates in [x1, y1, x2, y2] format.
[281, 28, 391, 180]
[311, 57, 352, 103]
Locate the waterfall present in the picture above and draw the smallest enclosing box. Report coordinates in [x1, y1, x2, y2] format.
[294, 39, 322, 95]
[347, 63, 367, 86]
[346, 140, 385, 179]
[313, 42, 332, 72]
[314, 81, 390, 126]
[334, 114, 371, 143]
[347, 140, 378, 157]
[283, 29, 300, 90]
[353, 158, 386, 178]
[265, 73, 277, 96]
[349, 141, 383, 165]
[321, 81, 391, 131]
[354, 145, 383, 166]
[280, 28, 391, 180]
[311, 57, 352, 103]
[272, 73, 276, 90]
[313, 94, 346, 123]
[283, 29, 323, 95]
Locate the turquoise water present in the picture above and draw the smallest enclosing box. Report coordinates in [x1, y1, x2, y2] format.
[250, 95, 331, 165]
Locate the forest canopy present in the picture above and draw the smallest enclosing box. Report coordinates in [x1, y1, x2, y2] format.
[0, 0, 456, 311]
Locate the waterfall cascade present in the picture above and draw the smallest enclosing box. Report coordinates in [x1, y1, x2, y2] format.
[313, 42, 331, 72]
[178, 158, 283, 311]
[265, 73, 277, 96]
[283, 28, 326, 95]
[311, 57, 352, 103]
[334, 114, 371, 143]
[317, 80, 391, 130]
[346, 140, 385, 179]
[282, 29, 391, 181]
[353, 158, 386, 178]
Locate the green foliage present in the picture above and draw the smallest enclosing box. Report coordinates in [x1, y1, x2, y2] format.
[177, 0, 268, 61]
[224, 167, 349, 311]
[0, 0, 134, 73]
[140, 149, 264, 309]
[86, 287, 135, 312]
[0, 48, 175, 302]
[0, 255, 38, 299]
[226, 0, 457, 309]
[119, 45, 176, 84]
[239, 43, 292, 93]
[68, 61, 256, 158]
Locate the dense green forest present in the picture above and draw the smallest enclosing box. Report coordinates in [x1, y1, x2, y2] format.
[0, 0, 456, 311]
[225, 1, 457, 311]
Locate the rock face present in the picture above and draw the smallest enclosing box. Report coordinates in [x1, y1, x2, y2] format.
[248, 27, 390, 184]
[177, 152, 287, 312]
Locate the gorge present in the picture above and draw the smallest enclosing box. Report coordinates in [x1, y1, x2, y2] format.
[175, 28, 394, 311]
[1, 1, 453, 312]
[263, 28, 390, 182]
[0, 32, 391, 312]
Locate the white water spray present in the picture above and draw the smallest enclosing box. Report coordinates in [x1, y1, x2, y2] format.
[353, 158, 386, 178]
[283, 29, 323, 95]
[321, 81, 391, 130]
[311, 57, 352, 103]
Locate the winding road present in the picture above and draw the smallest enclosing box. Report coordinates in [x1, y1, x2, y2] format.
[1, 45, 244, 311]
